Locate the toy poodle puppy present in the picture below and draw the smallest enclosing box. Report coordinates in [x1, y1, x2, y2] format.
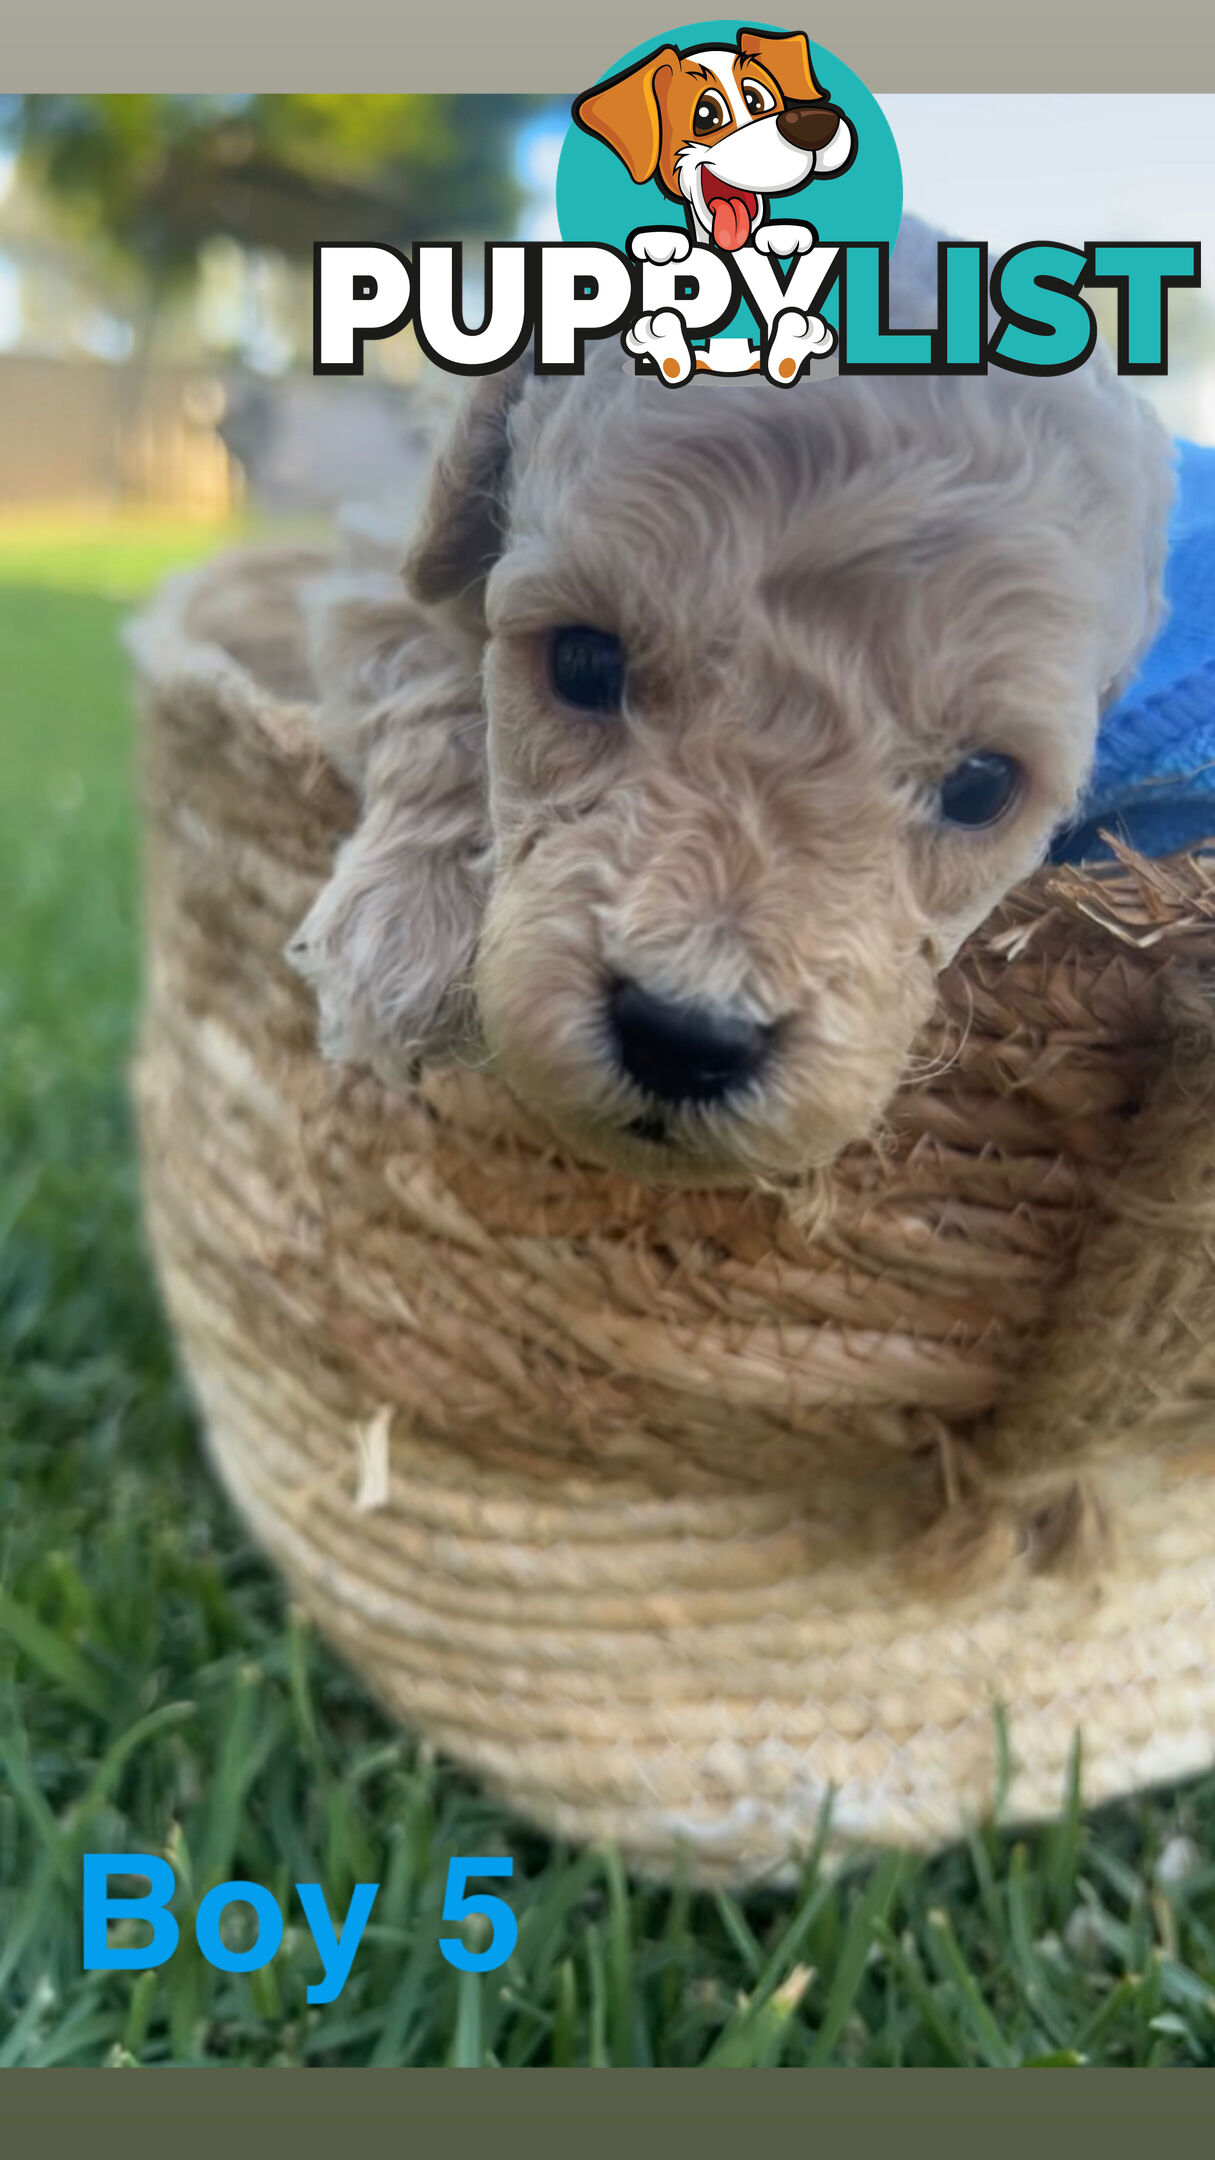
[289, 218, 1174, 1187]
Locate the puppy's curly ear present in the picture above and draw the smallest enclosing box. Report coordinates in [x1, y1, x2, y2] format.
[404, 352, 532, 627]
[289, 523, 501, 1084]
[290, 364, 537, 1082]
[1067, 359, 1176, 712]
[1099, 385, 1176, 708]
[288, 606, 492, 1083]
[292, 795, 488, 1086]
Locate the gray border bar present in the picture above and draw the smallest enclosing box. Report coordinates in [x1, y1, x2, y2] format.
[3, 0, 1215, 90]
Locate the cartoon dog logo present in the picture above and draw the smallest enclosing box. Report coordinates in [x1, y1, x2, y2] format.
[573, 27, 855, 259]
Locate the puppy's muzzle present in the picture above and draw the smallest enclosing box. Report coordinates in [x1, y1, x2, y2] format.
[775, 104, 844, 152]
[608, 978, 774, 1107]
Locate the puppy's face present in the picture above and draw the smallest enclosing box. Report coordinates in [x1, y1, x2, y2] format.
[301, 348, 1172, 1189]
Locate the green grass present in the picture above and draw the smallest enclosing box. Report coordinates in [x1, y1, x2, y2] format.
[3, 514, 1215, 2068]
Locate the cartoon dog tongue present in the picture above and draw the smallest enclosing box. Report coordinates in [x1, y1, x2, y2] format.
[701, 175, 759, 252]
[710, 192, 753, 251]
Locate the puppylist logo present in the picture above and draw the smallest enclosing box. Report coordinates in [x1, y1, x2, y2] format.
[313, 19, 1200, 385]
[569, 24, 857, 382]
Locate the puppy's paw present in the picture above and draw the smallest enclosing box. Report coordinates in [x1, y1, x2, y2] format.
[629, 227, 692, 265]
[623, 308, 694, 385]
[765, 306, 836, 384]
[752, 221, 818, 258]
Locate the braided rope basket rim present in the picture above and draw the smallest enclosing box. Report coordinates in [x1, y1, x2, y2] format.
[130, 544, 1215, 1887]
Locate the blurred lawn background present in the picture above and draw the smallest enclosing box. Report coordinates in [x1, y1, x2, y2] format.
[5, 94, 1215, 2068]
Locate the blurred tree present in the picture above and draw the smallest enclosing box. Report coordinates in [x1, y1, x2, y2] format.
[4, 94, 535, 303]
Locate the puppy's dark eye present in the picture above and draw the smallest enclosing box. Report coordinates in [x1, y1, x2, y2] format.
[938, 752, 1023, 828]
[548, 626, 625, 715]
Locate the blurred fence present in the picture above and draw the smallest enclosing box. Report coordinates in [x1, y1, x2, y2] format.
[0, 353, 239, 514]
[0, 352, 434, 517]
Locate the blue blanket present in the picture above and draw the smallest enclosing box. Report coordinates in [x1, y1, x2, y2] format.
[1051, 438, 1215, 864]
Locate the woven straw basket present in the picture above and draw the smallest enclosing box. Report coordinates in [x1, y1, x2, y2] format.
[131, 543, 1215, 1888]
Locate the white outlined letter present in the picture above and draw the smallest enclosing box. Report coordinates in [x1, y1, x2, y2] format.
[538, 245, 635, 371]
[414, 244, 532, 375]
[313, 244, 412, 375]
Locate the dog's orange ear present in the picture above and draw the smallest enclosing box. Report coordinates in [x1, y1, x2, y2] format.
[737, 28, 828, 103]
[573, 46, 679, 185]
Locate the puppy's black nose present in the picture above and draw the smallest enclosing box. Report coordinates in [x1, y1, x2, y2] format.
[776, 103, 843, 152]
[608, 979, 772, 1106]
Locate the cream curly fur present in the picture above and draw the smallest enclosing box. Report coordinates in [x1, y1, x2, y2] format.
[290, 217, 1175, 1185]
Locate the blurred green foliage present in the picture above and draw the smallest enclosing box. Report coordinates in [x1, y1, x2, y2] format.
[6, 95, 538, 294]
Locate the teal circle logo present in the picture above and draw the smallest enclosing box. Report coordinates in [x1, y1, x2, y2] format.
[556, 19, 901, 263]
